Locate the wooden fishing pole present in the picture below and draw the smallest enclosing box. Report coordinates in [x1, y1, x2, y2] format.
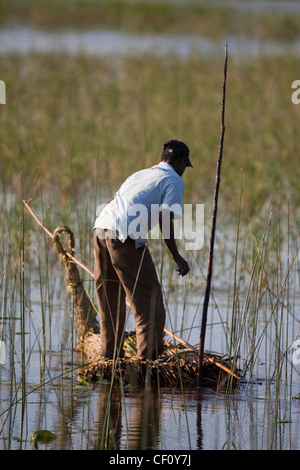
[197, 43, 228, 387]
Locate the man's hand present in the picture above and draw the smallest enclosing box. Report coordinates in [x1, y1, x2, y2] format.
[159, 210, 190, 277]
[173, 253, 190, 277]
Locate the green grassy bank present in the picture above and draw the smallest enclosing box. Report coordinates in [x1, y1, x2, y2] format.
[1, 53, 300, 219]
[1, 0, 300, 41]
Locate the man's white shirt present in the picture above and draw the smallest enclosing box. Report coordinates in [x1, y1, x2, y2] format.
[94, 162, 184, 247]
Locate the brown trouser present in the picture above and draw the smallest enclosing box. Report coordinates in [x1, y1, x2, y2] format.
[93, 229, 166, 359]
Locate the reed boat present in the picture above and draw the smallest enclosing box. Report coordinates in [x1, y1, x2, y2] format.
[23, 200, 241, 389]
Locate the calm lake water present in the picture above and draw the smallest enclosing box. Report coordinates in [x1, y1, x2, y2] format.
[0, 241, 299, 451]
[1, 25, 300, 59]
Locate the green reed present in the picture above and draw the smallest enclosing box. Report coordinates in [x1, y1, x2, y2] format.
[221, 196, 299, 401]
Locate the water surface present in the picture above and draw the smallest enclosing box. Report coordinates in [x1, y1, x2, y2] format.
[1, 25, 299, 59]
[0, 260, 299, 450]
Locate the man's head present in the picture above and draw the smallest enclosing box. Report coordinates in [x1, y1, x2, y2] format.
[160, 139, 192, 176]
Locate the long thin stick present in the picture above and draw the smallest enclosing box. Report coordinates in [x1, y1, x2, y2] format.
[197, 43, 228, 387]
[23, 199, 94, 278]
[164, 327, 240, 380]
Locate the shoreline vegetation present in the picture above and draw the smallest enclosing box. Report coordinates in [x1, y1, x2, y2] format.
[1, 0, 300, 222]
[1, 0, 300, 41]
[1, 52, 300, 219]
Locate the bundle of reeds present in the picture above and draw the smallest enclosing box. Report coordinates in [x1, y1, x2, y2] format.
[53, 225, 100, 348]
[79, 332, 240, 389]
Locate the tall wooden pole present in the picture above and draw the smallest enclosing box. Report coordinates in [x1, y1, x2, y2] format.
[197, 43, 228, 387]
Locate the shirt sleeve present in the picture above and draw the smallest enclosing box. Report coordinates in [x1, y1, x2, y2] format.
[160, 179, 185, 219]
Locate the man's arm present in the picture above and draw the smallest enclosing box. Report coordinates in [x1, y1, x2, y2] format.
[159, 210, 190, 277]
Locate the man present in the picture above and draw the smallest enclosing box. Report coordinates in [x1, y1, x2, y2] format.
[93, 139, 192, 360]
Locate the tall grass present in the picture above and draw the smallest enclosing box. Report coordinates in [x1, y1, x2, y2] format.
[1, 53, 300, 218]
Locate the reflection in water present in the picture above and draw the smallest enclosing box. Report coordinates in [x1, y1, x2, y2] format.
[122, 386, 161, 450]
[51, 381, 204, 450]
[196, 398, 203, 451]
[1, 363, 299, 449]
[93, 383, 123, 450]
[46, 373, 300, 450]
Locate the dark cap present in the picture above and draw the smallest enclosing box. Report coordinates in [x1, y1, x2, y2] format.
[161, 139, 193, 167]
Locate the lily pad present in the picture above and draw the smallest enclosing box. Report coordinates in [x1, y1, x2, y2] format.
[30, 430, 57, 448]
